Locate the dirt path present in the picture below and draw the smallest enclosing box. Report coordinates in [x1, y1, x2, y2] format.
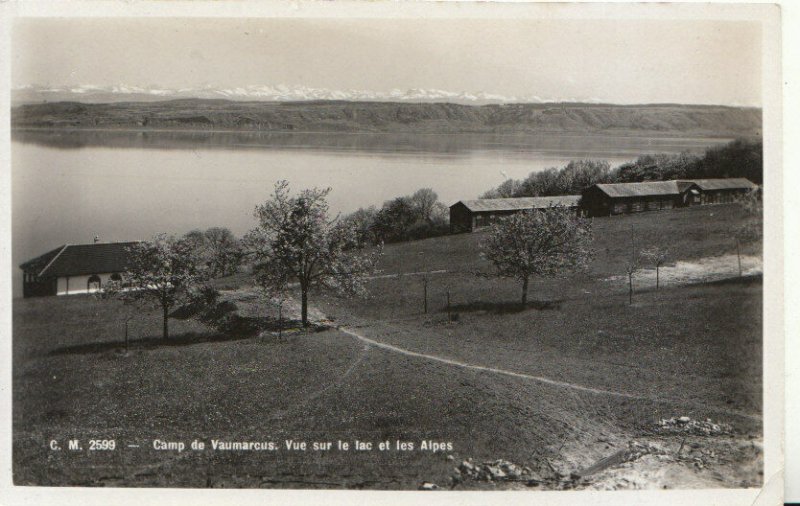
[264, 340, 371, 423]
[332, 324, 760, 422]
[280, 269, 450, 289]
[337, 325, 649, 400]
[334, 324, 764, 489]
[365, 269, 448, 280]
[255, 251, 764, 419]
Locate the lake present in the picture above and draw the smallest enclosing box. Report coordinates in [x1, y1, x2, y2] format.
[11, 130, 732, 297]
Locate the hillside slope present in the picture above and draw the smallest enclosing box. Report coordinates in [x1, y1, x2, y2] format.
[11, 100, 761, 137]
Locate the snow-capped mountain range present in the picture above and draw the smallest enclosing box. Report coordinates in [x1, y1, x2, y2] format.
[12, 83, 606, 105]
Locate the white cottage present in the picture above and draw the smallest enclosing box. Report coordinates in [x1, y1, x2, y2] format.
[20, 241, 139, 297]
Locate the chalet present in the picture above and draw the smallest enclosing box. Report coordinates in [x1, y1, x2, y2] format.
[449, 196, 581, 233]
[677, 178, 758, 204]
[580, 181, 700, 217]
[19, 241, 138, 298]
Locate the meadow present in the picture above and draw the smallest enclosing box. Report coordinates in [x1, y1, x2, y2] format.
[12, 203, 763, 489]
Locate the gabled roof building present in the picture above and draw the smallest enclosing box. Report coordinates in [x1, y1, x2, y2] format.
[676, 178, 758, 204]
[449, 196, 581, 233]
[580, 178, 756, 217]
[19, 241, 138, 297]
[580, 181, 692, 217]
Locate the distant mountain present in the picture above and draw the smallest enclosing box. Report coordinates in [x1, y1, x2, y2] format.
[12, 84, 550, 106]
[11, 98, 762, 138]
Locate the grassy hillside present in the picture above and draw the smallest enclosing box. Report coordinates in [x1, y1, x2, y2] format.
[13, 204, 763, 489]
[320, 204, 762, 418]
[373, 203, 759, 277]
[11, 99, 761, 137]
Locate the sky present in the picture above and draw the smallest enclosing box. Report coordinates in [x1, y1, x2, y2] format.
[12, 17, 762, 105]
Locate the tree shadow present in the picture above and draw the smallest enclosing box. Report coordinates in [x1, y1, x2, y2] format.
[631, 272, 763, 297]
[47, 330, 258, 356]
[690, 272, 763, 288]
[446, 299, 564, 315]
[47, 314, 330, 356]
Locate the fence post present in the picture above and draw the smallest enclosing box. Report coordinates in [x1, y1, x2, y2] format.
[630, 224, 636, 264]
[628, 272, 633, 305]
[736, 238, 742, 277]
[656, 264, 660, 290]
[423, 277, 428, 314]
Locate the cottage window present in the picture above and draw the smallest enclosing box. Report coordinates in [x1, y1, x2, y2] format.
[87, 274, 101, 291]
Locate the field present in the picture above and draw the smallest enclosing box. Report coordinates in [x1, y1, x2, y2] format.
[12, 204, 763, 489]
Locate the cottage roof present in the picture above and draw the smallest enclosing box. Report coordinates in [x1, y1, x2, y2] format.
[677, 178, 757, 191]
[591, 181, 681, 198]
[20, 242, 140, 278]
[453, 196, 581, 212]
[19, 245, 66, 277]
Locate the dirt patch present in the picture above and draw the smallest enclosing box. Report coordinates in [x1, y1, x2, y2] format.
[579, 436, 763, 490]
[555, 416, 762, 491]
[606, 254, 762, 287]
[444, 431, 762, 491]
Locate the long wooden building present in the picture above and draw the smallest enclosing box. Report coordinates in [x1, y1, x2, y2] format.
[580, 181, 693, 217]
[449, 196, 581, 233]
[580, 178, 756, 217]
[676, 178, 758, 204]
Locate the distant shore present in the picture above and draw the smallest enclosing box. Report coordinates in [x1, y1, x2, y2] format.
[10, 99, 762, 139]
[10, 126, 753, 142]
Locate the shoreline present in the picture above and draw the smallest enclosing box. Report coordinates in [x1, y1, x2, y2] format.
[10, 126, 750, 142]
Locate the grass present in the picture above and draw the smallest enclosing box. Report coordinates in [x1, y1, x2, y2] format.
[373, 203, 759, 278]
[12, 203, 762, 488]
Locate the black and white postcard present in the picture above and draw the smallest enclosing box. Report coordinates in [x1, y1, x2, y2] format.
[0, 2, 787, 505]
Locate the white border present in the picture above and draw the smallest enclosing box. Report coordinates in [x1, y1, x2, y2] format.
[0, 2, 788, 505]
[782, 0, 800, 504]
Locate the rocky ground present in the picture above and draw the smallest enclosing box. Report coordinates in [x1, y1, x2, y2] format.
[415, 415, 762, 491]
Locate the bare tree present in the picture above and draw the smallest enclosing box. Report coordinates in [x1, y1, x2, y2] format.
[340, 206, 379, 247]
[246, 181, 382, 327]
[182, 227, 243, 278]
[625, 225, 640, 304]
[204, 227, 243, 277]
[733, 192, 763, 276]
[481, 178, 523, 199]
[481, 207, 594, 305]
[641, 246, 670, 290]
[409, 188, 439, 223]
[625, 257, 639, 305]
[103, 234, 208, 340]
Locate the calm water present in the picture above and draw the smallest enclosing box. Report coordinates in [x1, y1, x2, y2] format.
[11, 130, 731, 297]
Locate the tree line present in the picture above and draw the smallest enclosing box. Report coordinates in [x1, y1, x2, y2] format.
[340, 188, 450, 245]
[102, 181, 382, 339]
[481, 139, 762, 199]
[102, 184, 454, 339]
[100, 138, 763, 341]
[100, 178, 763, 343]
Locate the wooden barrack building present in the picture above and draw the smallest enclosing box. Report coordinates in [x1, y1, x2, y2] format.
[580, 178, 757, 217]
[449, 195, 581, 233]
